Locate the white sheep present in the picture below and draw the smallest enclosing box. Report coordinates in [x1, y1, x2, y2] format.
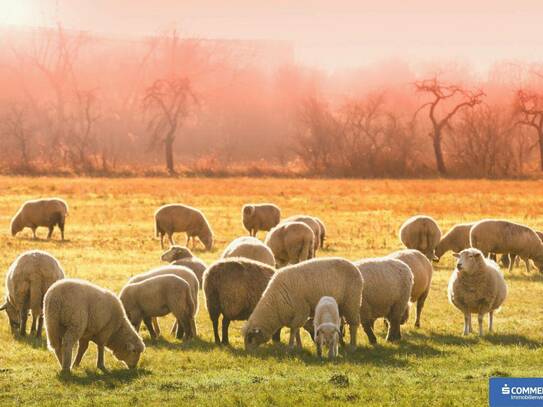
[242, 203, 281, 237]
[435, 222, 474, 261]
[448, 248, 507, 336]
[1, 250, 65, 337]
[313, 296, 341, 359]
[44, 279, 145, 372]
[10, 198, 68, 240]
[399, 215, 442, 260]
[221, 236, 275, 267]
[283, 215, 322, 252]
[264, 221, 314, 267]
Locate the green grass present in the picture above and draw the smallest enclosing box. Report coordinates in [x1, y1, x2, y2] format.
[0, 177, 542, 406]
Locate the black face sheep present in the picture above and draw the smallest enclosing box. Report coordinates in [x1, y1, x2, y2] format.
[243, 257, 363, 352]
[10, 198, 68, 240]
[203, 258, 278, 345]
[387, 249, 433, 328]
[283, 215, 322, 252]
[435, 223, 474, 261]
[354, 258, 413, 344]
[264, 221, 315, 268]
[399, 215, 442, 261]
[120, 275, 196, 341]
[470, 219, 543, 273]
[1, 250, 65, 337]
[221, 236, 276, 267]
[154, 204, 214, 250]
[160, 245, 207, 286]
[242, 203, 281, 237]
[448, 248, 507, 336]
[128, 265, 199, 338]
[44, 279, 145, 373]
[313, 296, 341, 359]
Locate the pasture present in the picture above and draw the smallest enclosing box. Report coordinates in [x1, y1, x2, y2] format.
[0, 177, 542, 406]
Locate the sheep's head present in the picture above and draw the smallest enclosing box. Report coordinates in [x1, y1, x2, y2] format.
[315, 323, 341, 350]
[110, 325, 145, 369]
[10, 215, 22, 237]
[200, 233, 213, 251]
[161, 246, 193, 262]
[243, 323, 268, 350]
[533, 254, 543, 274]
[453, 248, 485, 275]
[0, 300, 20, 334]
[243, 205, 255, 219]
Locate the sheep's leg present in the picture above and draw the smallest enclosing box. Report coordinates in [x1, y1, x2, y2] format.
[30, 312, 37, 334]
[185, 234, 190, 247]
[60, 331, 77, 372]
[316, 339, 322, 357]
[463, 313, 471, 335]
[170, 321, 178, 336]
[168, 233, 175, 247]
[524, 258, 531, 273]
[36, 314, 44, 338]
[53, 345, 63, 367]
[59, 219, 65, 241]
[288, 328, 297, 350]
[47, 225, 54, 240]
[190, 317, 197, 339]
[19, 305, 29, 336]
[386, 317, 401, 342]
[295, 329, 302, 349]
[328, 342, 337, 359]
[271, 329, 281, 343]
[143, 317, 157, 339]
[160, 233, 165, 249]
[96, 344, 107, 372]
[489, 311, 494, 333]
[31, 227, 37, 239]
[221, 318, 230, 345]
[152, 317, 161, 336]
[176, 320, 185, 340]
[73, 339, 89, 367]
[180, 319, 192, 341]
[362, 321, 377, 345]
[415, 290, 430, 328]
[348, 323, 358, 349]
[508, 255, 514, 272]
[478, 313, 484, 336]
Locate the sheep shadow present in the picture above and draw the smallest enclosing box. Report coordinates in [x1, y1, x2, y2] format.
[408, 331, 542, 348]
[145, 336, 215, 352]
[57, 367, 151, 386]
[501, 272, 543, 282]
[13, 334, 47, 349]
[16, 236, 71, 244]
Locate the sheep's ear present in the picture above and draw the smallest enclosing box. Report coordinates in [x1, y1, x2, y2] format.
[0, 302, 7, 311]
[452, 253, 460, 259]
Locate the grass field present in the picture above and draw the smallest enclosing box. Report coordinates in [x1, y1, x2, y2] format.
[0, 177, 542, 406]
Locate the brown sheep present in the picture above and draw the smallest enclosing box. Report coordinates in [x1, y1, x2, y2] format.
[242, 203, 281, 237]
[11, 198, 68, 240]
[160, 245, 207, 286]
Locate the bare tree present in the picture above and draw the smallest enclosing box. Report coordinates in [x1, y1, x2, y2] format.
[414, 77, 485, 175]
[2, 104, 33, 168]
[515, 89, 543, 170]
[143, 77, 197, 174]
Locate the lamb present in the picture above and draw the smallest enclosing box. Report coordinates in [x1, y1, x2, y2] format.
[448, 248, 507, 336]
[154, 204, 214, 250]
[470, 219, 543, 273]
[313, 296, 341, 359]
[354, 257, 413, 344]
[243, 257, 363, 351]
[221, 236, 276, 267]
[435, 223, 474, 261]
[283, 215, 321, 252]
[264, 221, 314, 267]
[128, 265, 199, 338]
[242, 203, 281, 237]
[44, 279, 145, 373]
[388, 249, 433, 328]
[10, 198, 68, 240]
[160, 245, 207, 286]
[399, 215, 442, 261]
[203, 258, 278, 345]
[1, 250, 65, 337]
[120, 275, 196, 341]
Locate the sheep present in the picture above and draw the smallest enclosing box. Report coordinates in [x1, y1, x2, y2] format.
[242, 203, 281, 237]
[435, 223, 474, 261]
[470, 219, 543, 273]
[500, 230, 543, 269]
[313, 296, 341, 359]
[154, 204, 214, 250]
[354, 257, 413, 344]
[283, 215, 321, 252]
[203, 257, 278, 345]
[160, 245, 207, 286]
[314, 217, 327, 249]
[221, 236, 275, 267]
[243, 257, 363, 351]
[264, 221, 314, 268]
[387, 249, 433, 328]
[399, 215, 442, 261]
[120, 275, 196, 341]
[128, 265, 199, 338]
[448, 248, 507, 336]
[1, 250, 65, 337]
[10, 198, 68, 240]
[44, 279, 145, 373]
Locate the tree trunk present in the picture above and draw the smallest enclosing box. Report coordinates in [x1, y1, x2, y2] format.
[432, 129, 447, 175]
[539, 129, 543, 171]
[164, 132, 176, 175]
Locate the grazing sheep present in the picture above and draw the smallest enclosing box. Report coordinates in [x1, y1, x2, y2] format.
[129, 265, 199, 338]
[221, 236, 275, 267]
[354, 258, 413, 344]
[313, 296, 341, 359]
[10, 198, 68, 240]
[500, 230, 543, 269]
[1, 250, 64, 337]
[243, 257, 363, 351]
[470, 219, 543, 273]
[203, 258, 278, 345]
[448, 248, 507, 336]
[314, 217, 327, 249]
[44, 279, 145, 373]
[120, 275, 196, 340]
[264, 221, 314, 267]
[155, 204, 214, 250]
[388, 249, 433, 328]
[435, 223, 474, 260]
[160, 245, 207, 286]
[242, 203, 281, 237]
[283, 215, 321, 252]
[399, 215, 442, 261]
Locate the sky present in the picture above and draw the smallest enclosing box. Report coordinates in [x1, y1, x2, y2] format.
[1, 0, 542, 72]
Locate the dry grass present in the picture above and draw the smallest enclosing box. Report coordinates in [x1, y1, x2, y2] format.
[0, 177, 542, 406]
